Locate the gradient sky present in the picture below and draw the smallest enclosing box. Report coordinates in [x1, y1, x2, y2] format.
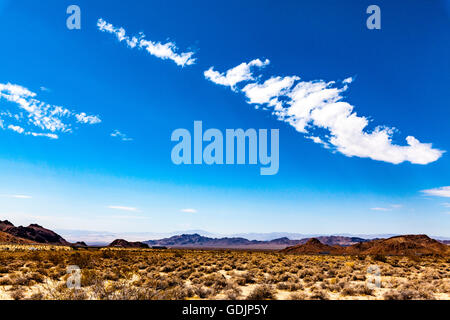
[0, 0, 449, 236]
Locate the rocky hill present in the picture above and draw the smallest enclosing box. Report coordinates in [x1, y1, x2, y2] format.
[0, 231, 35, 244]
[280, 238, 344, 255]
[109, 239, 149, 248]
[343, 234, 450, 256]
[282, 235, 450, 256]
[0, 220, 70, 245]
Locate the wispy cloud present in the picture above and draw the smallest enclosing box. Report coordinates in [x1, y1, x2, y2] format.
[421, 186, 450, 198]
[111, 130, 133, 141]
[442, 203, 450, 208]
[205, 60, 444, 165]
[0, 83, 101, 139]
[8, 125, 24, 134]
[180, 208, 197, 213]
[371, 204, 403, 211]
[75, 113, 101, 125]
[0, 194, 32, 199]
[97, 18, 196, 67]
[204, 59, 269, 91]
[371, 207, 392, 211]
[108, 205, 139, 212]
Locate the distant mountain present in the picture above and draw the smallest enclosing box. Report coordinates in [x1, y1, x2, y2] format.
[144, 234, 368, 249]
[0, 220, 70, 245]
[282, 235, 450, 256]
[145, 234, 261, 247]
[109, 239, 149, 249]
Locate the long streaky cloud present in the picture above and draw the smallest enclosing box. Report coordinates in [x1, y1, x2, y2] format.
[421, 186, 450, 198]
[0, 83, 101, 139]
[108, 205, 139, 212]
[205, 60, 444, 165]
[97, 18, 196, 67]
[0, 194, 32, 199]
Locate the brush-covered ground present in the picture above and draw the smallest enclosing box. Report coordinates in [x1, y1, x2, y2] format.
[0, 247, 448, 300]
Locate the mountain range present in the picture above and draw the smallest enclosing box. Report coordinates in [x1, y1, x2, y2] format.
[144, 233, 370, 249]
[1, 220, 449, 255]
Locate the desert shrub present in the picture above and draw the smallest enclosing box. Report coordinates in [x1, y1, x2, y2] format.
[374, 254, 387, 263]
[70, 252, 93, 269]
[192, 285, 214, 299]
[289, 292, 307, 300]
[9, 287, 25, 300]
[246, 285, 275, 300]
[81, 269, 100, 286]
[224, 285, 242, 300]
[46, 252, 66, 266]
[27, 272, 45, 284]
[383, 290, 402, 300]
[277, 281, 303, 291]
[309, 289, 329, 300]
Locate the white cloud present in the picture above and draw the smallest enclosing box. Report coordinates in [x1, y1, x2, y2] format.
[0, 194, 32, 199]
[421, 186, 450, 198]
[306, 135, 330, 149]
[242, 76, 299, 104]
[108, 205, 139, 212]
[442, 203, 450, 208]
[371, 204, 403, 211]
[111, 130, 133, 141]
[343, 77, 354, 84]
[371, 207, 391, 211]
[205, 60, 444, 165]
[40, 86, 50, 92]
[204, 59, 269, 91]
[0, 83, 101, 139]
[75, 113, 101, 125]
[8, 124, 24, 134]
[29, 132, 59, 139]
[97, 18, 196, 67]
[180, 208, 197, 213]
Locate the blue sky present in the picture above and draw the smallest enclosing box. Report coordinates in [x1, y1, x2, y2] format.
[0, 0, 449, 236]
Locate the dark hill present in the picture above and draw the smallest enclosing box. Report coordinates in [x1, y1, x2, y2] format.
[344, 234, 450, 256]
[0, 220, 69, 245]
[109, 239, 149, 248]
[0, 231, 35, 244]
[280, 238, 344, 255]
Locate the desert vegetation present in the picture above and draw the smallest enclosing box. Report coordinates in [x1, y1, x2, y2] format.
[0, 247, 448, 300]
